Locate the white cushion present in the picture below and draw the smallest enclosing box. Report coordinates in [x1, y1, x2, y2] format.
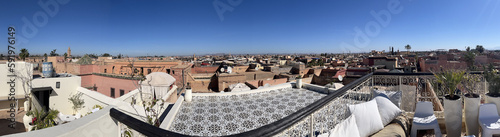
[374, 96, 402, 125]
[349, 99, 384, 137]
[317, 132, 329, 137]
[329, 115, 360, 137]
[372, 90, 402, 108]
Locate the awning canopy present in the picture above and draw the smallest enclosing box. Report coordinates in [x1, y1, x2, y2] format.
[32, 87, 56, 96]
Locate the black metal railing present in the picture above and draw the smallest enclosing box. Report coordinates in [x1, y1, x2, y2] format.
[109, 108, 188, 137]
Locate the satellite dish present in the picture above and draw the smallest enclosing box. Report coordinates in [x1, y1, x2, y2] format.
[220, 68, 225, 72]
[338, 75, 343, 82]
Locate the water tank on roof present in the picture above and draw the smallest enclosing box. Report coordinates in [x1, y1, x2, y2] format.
[42, 62, 53, 78]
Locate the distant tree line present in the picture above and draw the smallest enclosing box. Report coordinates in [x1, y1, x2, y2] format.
[307, 59, 324, 67]
[463, 45, 488, 71]
[6, 48, 130, 61]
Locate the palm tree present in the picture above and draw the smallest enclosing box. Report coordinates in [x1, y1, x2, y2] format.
[464, 46, 476, 70]
[50, 49, 59, 56]
[101, 53, 111, 57]
[43, 53, 48, 62]
[476, 45, 485, 54]
[19, 48, 30, 61]
[405, 44, 411, 55]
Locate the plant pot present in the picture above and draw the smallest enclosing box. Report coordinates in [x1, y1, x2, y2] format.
[485, 93, 500, 115]
[464, 93, 480, 137]
[184, 88, 192, 102]
[23, 115, 33, 132]
[443, 95, 462, 137]
[296, 79, 303, 89]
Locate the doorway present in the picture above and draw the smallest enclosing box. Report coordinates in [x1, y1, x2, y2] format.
[32, 87, 53, 112]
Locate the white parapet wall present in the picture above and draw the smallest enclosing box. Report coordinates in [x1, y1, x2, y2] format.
[77, 85, 176, 120]
[159, 96, 184, 130]
[0, 62, 32, 110]
[6, 106, 119, 137]
[191, 82, 293, 97]
[303, 83, 330, 94]
[77, 87, 112, 115]
[116, 89, 140, 103]
[77, 87, 147, 118]
[117, 85, 177, 107]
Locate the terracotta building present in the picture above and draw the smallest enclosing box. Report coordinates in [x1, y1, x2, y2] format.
[364, 56, 398, 70]
[419, 55, 466, 72]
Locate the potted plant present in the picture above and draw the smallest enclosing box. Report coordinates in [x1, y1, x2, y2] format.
[25, 107, 60, 131]
[23, 110, 34, 131]
[185, 82, 192, 102]
[484, 65, 500, 114]
[296, 75, 303, 89]
[462, 72, 480, 136]
[433, 69, 465, 137]
[31, 108, 60, 131]
[68, 93, 85, 115]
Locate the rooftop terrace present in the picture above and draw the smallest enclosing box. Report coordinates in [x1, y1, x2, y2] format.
[168, 87, 326, 136]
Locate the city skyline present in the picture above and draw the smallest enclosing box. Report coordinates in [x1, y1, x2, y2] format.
[2, 0, 500, 56]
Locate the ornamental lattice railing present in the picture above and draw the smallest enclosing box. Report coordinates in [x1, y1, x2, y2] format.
[272, 72, 487, 137]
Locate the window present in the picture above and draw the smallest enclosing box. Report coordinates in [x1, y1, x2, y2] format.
[166, 69, 171, 74]
[148, 69, 152, 74]
[172, 70, 175, 74]
[56, 82, 60, 89]
[120, 89, 125, 96]
[110, 88, 115, 98]
[104, 69, 107, 73]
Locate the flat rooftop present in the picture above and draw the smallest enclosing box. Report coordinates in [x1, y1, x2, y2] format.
[33, 73, 74, 79]
[168, 87, 326, 136]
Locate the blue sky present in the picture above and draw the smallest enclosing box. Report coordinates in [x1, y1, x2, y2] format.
[1, 0, 500, 56]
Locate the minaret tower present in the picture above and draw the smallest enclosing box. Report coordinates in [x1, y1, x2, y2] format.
[67, 47, 71, 57]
